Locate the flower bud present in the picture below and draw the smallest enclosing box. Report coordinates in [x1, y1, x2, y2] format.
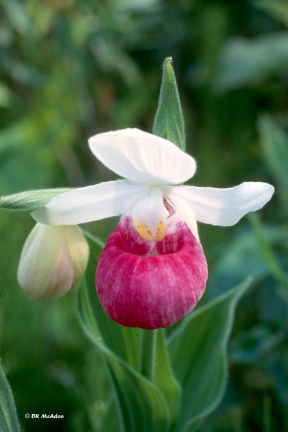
[17, 223, 89, 301]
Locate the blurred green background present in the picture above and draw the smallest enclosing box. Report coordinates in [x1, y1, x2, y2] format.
[1, 0, 288, 431]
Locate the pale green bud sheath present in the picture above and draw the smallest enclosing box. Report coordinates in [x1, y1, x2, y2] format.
[17, 224, 89, 301]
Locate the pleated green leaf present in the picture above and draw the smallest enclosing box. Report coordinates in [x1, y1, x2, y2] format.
[0, 360, 20, 432]
[168, 278, 251, 432]
[0, 188, 72, 212]
[153, 57, 186, 151]
[77, 233, 171, 432]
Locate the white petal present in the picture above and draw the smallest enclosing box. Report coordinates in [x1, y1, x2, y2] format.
[132, 187, 168, 241]
[88, 128, 196, 185]
[32, 180, 151, 226]
[167, 182, 274, 226]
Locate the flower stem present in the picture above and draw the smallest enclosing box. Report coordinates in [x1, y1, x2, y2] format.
[140, 329, 157, 380]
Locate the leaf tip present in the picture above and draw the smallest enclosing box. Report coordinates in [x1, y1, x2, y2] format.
[162, 56, 174, 82]
[163, 56, 173, 67]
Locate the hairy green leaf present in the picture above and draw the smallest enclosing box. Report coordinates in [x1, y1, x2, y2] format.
[153, 57, 186, 151]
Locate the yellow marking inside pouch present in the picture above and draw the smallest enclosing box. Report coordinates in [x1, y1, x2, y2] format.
[155, 220, 166, 241]
[134, 220, 166, 242]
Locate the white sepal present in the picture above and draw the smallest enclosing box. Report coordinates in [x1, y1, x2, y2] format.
[32, 180, 151, 226]
[168, 182, 274, 226]
[88, 128, 197, 185]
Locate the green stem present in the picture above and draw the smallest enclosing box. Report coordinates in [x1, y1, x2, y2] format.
[140, 329, 157, 380]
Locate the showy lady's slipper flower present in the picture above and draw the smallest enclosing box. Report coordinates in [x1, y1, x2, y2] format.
[18, 224, 89, 301]
[96, 212, 208, 329]
[31, 129, 274, 327]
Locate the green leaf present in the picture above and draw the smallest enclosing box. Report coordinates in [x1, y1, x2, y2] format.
[153, 57, 186, 151]
[258, 114, 288, 212]
[168, 279, 252, 432]
[0, 360, 20, 432]
[77, 233, 170, 432]
[0, 188, 72, 212]
[105, 359, 169, 432]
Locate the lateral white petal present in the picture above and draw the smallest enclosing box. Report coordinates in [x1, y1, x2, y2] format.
[32, 180, 151, 226]
[88, 128, 196, 185]
[168, 182, 274, 226]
